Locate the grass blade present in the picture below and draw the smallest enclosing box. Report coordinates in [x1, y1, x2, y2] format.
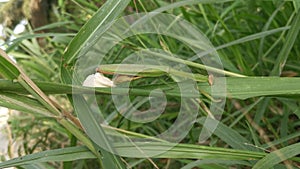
[1, 77, 300, 100]
[209, 77, 300, 99]
[0, 143, 264, 169]
[270, 10, 300, 75]
[73, 95, 126, 169]
[0, 50, 20, 79]
[114, 142, 266, 160]
[5, 33, 75, 52]
[0, 92, 53, 117]
[197, 117, 256, 151]
[0, 146, 95, 168]
[253, 142, 300, 169]
[62, 0, 131, 65]
[153, 0, 234, 13]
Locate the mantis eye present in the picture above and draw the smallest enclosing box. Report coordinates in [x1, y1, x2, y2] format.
[82, 73, 115, 87]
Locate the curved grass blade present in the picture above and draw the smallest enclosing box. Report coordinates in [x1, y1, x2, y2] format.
[62, 0, 131, 64]
[253, 142, 300, 169]
[212, 27, 290, 58]
[60, 0, 131, 84]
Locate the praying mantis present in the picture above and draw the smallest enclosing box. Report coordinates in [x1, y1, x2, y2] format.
[92, 64, 215, 100]
[96, 64, 210, 84]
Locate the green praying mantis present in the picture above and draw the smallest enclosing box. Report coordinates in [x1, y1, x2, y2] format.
[96, 64, 211, 84]
[81, 62, 231, 104]
[94, 64, 216, 100]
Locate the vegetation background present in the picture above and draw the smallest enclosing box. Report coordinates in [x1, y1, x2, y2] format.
[0, 0, 300, 168]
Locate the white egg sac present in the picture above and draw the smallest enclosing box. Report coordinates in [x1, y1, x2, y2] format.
[82, 73, 115, 87]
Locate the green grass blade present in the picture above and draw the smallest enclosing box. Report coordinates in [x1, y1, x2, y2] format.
[140, 49, 245, 77]
[253, 142, 300, 169]
[61, 0, 131, 84]
[0, 92, 53, 117]
[73, 95, 127, 169]
[270, 11, 300, 75]
[5, 33, 75, 52]
[261, 132, 300, 149]
[208, 77, 300, 99]
[153, 0, 234, 13]
[258, 2, 285, 60]
[20, 163, 55, 169]
[0, 141, 298, 168]
[292, 0, 300, 12]
[0, 50, 20, 79]
[0, 143, 264, 169]
[32, 21, 74, 32]
[197, 117, 256, 151]
[114, 142, 265, 160]
[181, 159, 251, 169]
[1, 77, 300, 100]
[72, 0, 98, 11]
[198, 26, 290, 59]
[0, 146, 95, 168]
[62, 0, 131, 64]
